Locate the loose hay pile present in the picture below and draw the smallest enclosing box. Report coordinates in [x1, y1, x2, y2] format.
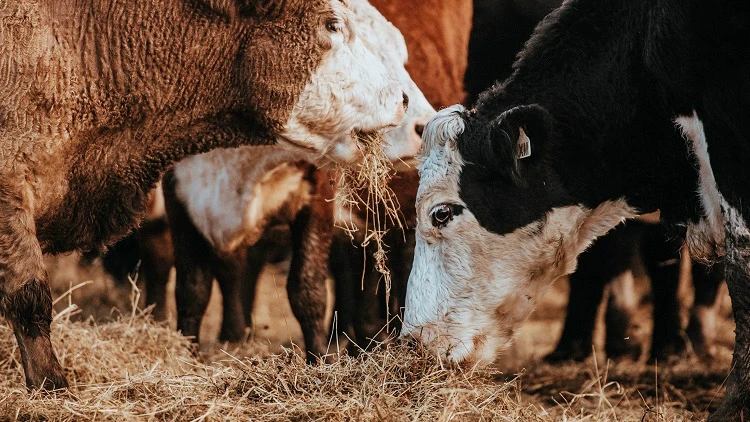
[0, 302, 719, 420]
[0, 307, 538, 421]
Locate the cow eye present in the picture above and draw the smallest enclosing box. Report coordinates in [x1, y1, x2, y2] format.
[431, 204, 461, 228]
[326, 18, 342, 33]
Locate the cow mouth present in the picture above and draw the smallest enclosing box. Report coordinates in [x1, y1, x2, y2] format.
[352, 129, 380, 144]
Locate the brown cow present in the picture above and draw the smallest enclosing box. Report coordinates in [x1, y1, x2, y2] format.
[0, 0, 407, 390]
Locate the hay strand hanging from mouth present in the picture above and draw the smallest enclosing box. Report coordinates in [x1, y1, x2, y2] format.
[333, 131, 405, 307]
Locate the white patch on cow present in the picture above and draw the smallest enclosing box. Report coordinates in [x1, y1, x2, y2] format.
[676, 112, 726, 259]
[344, 0, 436, 161]
[402, 110, 636, 365]
[173, 146, 311, 253]
[278, 0, 408, 163]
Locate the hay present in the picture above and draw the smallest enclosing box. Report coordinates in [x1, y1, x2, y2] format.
[0, 308, 538, 421]
[0, 301, 716, 420]
[334, 131, 405, 308]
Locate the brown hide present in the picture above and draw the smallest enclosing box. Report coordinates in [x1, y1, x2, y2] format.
[368, 0, 473, 108]
[2, 0, 328, 254]
[0, 0, 332, 391]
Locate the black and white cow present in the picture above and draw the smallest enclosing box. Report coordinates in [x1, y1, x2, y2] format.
[403, 0, 749, 419]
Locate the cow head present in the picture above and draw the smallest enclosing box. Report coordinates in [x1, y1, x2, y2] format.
[401, 104, 636, 366]
[238, 0, 408, 164]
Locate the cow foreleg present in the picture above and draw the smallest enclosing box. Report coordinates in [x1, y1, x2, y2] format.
[287, 171, 334, 363]
[711, 207, 750, 421]
[138, 218, 174, 321]
[643, 228, 685, 362]
[0, 183, 67, 390]
[163, 173, 213, 343]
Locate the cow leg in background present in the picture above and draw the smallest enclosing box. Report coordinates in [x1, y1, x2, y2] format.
[163, 172, 214, 343]
[330, 234, 360, 352]
[642, 225, 685, 362]
[212, 246, 259, 343]
[137, 218, 174, 321]
[603, 269, 640, 359]
[0, 181, 67, 390]
[384, 228, 415, 336]
[545, 223, 640, 362]
[686, 261, 725, 358]
[353, 257, 390, 347]
[287, 169, 334, 363]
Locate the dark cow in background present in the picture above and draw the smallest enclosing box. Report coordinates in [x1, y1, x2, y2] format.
[0, 0, 409, 390]
[464, 0, 560, 104]
[404, 0, 749, 419]
[465, 0, 726, 363]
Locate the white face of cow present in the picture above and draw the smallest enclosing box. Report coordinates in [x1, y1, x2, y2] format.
[401, 105, 637, 365]
[278, 0, 410, 163]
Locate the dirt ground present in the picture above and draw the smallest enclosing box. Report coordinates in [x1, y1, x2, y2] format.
[5, 250, 735, 420]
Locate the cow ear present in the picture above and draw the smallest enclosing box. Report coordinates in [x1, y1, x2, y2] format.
[483, 104, 552, 181]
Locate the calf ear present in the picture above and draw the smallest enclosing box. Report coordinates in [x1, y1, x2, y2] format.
[479, 104, 553, 182]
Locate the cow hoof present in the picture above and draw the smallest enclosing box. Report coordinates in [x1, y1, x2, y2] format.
[648, 340, 687, 364]
[543, 347, 590, 363]
[605, 341, 642, 361]
[708, 396, 750, 422]
[26, 366, 69, 392]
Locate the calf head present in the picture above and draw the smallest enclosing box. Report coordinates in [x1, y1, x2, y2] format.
[402, 105, 636, 365]
[238, 0, 408, 163]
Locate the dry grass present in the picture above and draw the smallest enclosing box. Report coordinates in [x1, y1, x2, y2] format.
[0, 256, 732, 421]
[334, 131, 404, 301]
[0, 304, 533, 420]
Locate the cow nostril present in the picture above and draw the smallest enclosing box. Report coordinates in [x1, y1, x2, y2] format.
[414, 124, 425, 137]
[402, 93, 409, 109]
